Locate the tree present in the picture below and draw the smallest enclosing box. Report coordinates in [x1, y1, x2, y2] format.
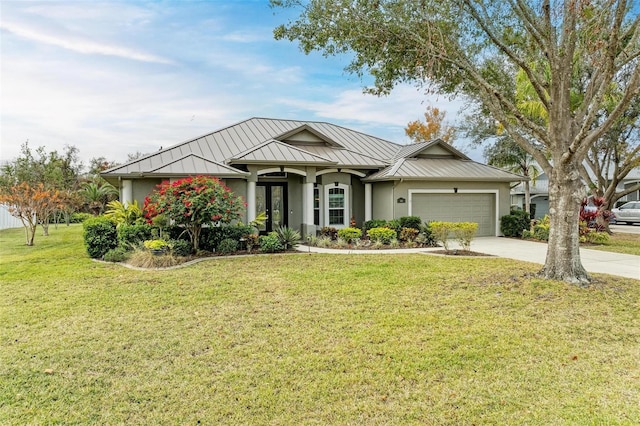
[0, 142, 82, 191]
[80, 182, 119, 215]
[405, 105, 456, 143]
[0, 183, 63, 245]
[143, 176, 246, 252]
[273, 0, 640, 284]
[484, 139, 541, 215]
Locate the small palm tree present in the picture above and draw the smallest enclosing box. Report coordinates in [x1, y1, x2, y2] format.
[485, 139, 541, 215]
[80, 182, 118, 215]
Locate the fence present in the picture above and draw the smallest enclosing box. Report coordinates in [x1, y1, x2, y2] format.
[0, 205, 24, 230]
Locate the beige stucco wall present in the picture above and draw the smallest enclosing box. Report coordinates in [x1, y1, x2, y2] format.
[371, 181, 394, 220]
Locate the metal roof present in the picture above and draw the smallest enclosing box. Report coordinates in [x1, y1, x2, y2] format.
[393, 139, 470, 160]
[229, 139, 336, 166]
[300, 145, 389, 168]
[364, 158, 527, 182]
[102, 117, 401, 176]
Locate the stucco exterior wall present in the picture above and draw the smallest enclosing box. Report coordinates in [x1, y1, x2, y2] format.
[371, 181, 394, 220]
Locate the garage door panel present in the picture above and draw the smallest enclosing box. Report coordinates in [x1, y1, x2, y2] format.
[411, 193, 495, 237]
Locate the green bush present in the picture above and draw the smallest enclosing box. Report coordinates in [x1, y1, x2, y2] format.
[71, 212, 93, 223]
[417, 222, 437, 247]
[118, 223, 153, 248]
[103, 247, 128, 263]
[199, 224, 254, 252]
[367, 227, 397, 244]
[83, 216, 118, 259]
[363, 219, 387, 232]
[337, 227, 362, 242]
[500, 210, 531, 237]
[399, 216, 422, 230]
[259, 233, 284, 253]
[170, 239, 193, 257]
[533, 224, 550, 241]
[581, 231, 610, 244]
[429, 221, 455, 250]
[386, 219, 402, 232]
[217, 238, 238, 254]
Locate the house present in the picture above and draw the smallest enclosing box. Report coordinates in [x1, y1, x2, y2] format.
[101, 117, 526, 236]
[511, 168, 640, 219]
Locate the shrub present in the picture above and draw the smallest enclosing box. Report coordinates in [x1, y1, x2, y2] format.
[127, 249, 181, 268]
[118, 223, 153, 248]
[217, 238, 238, 254]
[386, 219, 402, 233]
[259, 233, 284, 253]
[367, 227, 396, 244]
[417, 222, 437, 247]
[199, 224, 255, 252]
[399, 216, 422, 230]
[243, 233, 260, 253]
[337, 227, 362, 242]
[71, 212, 93, 223]
[430, 221, 455, 250]
[500, 209, 531, 237]
[399, 227, 419, 242]
[581, 231, 610, 244]
[316, 236, 333, 248]
[533, 224, 550, 241]
[170, 239, 193, 257]
[83, 216, 118, 258]
[319, 226, 338, 240]
[275, 226, 302, 250]
[144, 239, 170, 251]
[363, 219, 387, 232]
[453, 222, 478, 251]
[103, 247, 128, 263]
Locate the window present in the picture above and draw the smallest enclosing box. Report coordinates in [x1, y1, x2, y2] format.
[324, 184, 349, 227]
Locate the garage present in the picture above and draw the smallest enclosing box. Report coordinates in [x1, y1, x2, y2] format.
[410, 192, 497, 237]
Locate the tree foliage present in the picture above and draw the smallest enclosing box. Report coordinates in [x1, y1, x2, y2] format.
[143, 176, 246, 251]
[405, 106, 456, 143]
[0, 182, 63, 245]
[273, 0, 640, 284]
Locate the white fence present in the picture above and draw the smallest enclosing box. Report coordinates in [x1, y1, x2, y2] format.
[0, 205, 23, 230]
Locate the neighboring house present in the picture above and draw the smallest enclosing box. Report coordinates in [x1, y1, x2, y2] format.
[0, 205, 23, 230]
[101, 117, 526, 237]
[512, 167, 640, 219]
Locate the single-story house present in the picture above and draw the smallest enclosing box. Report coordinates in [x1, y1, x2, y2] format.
[101, 117, 526, 236]
[511, 168, 640, 218]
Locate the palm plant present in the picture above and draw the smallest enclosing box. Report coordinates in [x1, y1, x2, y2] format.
[274, 225, 302, 250]
[104, 200, 142, 226]
[80, 182, 118, 215]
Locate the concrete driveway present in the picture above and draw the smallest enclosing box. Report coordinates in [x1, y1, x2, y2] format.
[467, 237, 639, 280]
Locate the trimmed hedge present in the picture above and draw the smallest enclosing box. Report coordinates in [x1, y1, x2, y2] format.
[500, 209, 531, 237]
[83, 217, 118, 259]
[367, 227, 397, 244]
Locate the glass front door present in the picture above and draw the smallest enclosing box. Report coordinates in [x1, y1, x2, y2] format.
[256, 183, 288, 233]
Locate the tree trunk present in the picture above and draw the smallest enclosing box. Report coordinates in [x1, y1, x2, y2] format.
[540, 167, 590, 285]
[524, 180, 531, 214]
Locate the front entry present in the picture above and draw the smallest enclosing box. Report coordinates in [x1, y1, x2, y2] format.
[256, 183, 288, 233]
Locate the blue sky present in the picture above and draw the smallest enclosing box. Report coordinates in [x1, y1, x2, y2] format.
[1, 0, 472, 166]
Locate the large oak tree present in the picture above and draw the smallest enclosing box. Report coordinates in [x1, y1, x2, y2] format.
[273, 0, 640, 284]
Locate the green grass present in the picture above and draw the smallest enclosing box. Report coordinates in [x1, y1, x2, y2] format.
[1, 225, 639, 425]
[586, 230, 640, 256]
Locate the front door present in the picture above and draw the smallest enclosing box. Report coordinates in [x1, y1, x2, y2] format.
[255, 183, 288, 233]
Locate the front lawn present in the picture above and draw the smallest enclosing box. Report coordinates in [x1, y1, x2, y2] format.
[586, 230, 640, 256]
[1, 225, 639, 424]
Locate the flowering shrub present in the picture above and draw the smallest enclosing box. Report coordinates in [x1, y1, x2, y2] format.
[143, 176, 245, 251]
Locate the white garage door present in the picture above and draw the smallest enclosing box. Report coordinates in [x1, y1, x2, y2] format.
[411, 193, 496, 237]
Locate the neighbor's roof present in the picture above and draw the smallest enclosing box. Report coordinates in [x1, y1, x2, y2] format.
[364, 158, 528, 182]
[102, 117, 400, 177]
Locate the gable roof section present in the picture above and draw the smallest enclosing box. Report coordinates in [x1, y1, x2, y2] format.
[394, 139, 471, 160]
[275, 124, 343, 147]
[364, 158, 527, 182]
[228, 139, 337, 166]
[102, 154, 249, 177]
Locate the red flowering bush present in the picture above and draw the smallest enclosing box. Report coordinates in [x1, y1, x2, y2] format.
[143, 176, 245, 251]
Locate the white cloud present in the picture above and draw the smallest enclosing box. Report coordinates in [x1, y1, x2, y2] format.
[0, 20, 173, 64]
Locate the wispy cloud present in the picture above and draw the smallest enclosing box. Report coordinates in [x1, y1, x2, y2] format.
[0, 20, 173, 64]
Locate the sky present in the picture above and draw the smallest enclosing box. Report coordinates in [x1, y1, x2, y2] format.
[0, 0, 476, 167]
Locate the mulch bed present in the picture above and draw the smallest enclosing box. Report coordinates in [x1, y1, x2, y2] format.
[429, 249, 494, 257]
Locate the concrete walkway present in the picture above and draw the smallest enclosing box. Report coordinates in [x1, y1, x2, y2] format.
[297, 237, 640, 280]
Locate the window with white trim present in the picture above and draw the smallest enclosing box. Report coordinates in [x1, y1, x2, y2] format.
[324, 184, 349, 227]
